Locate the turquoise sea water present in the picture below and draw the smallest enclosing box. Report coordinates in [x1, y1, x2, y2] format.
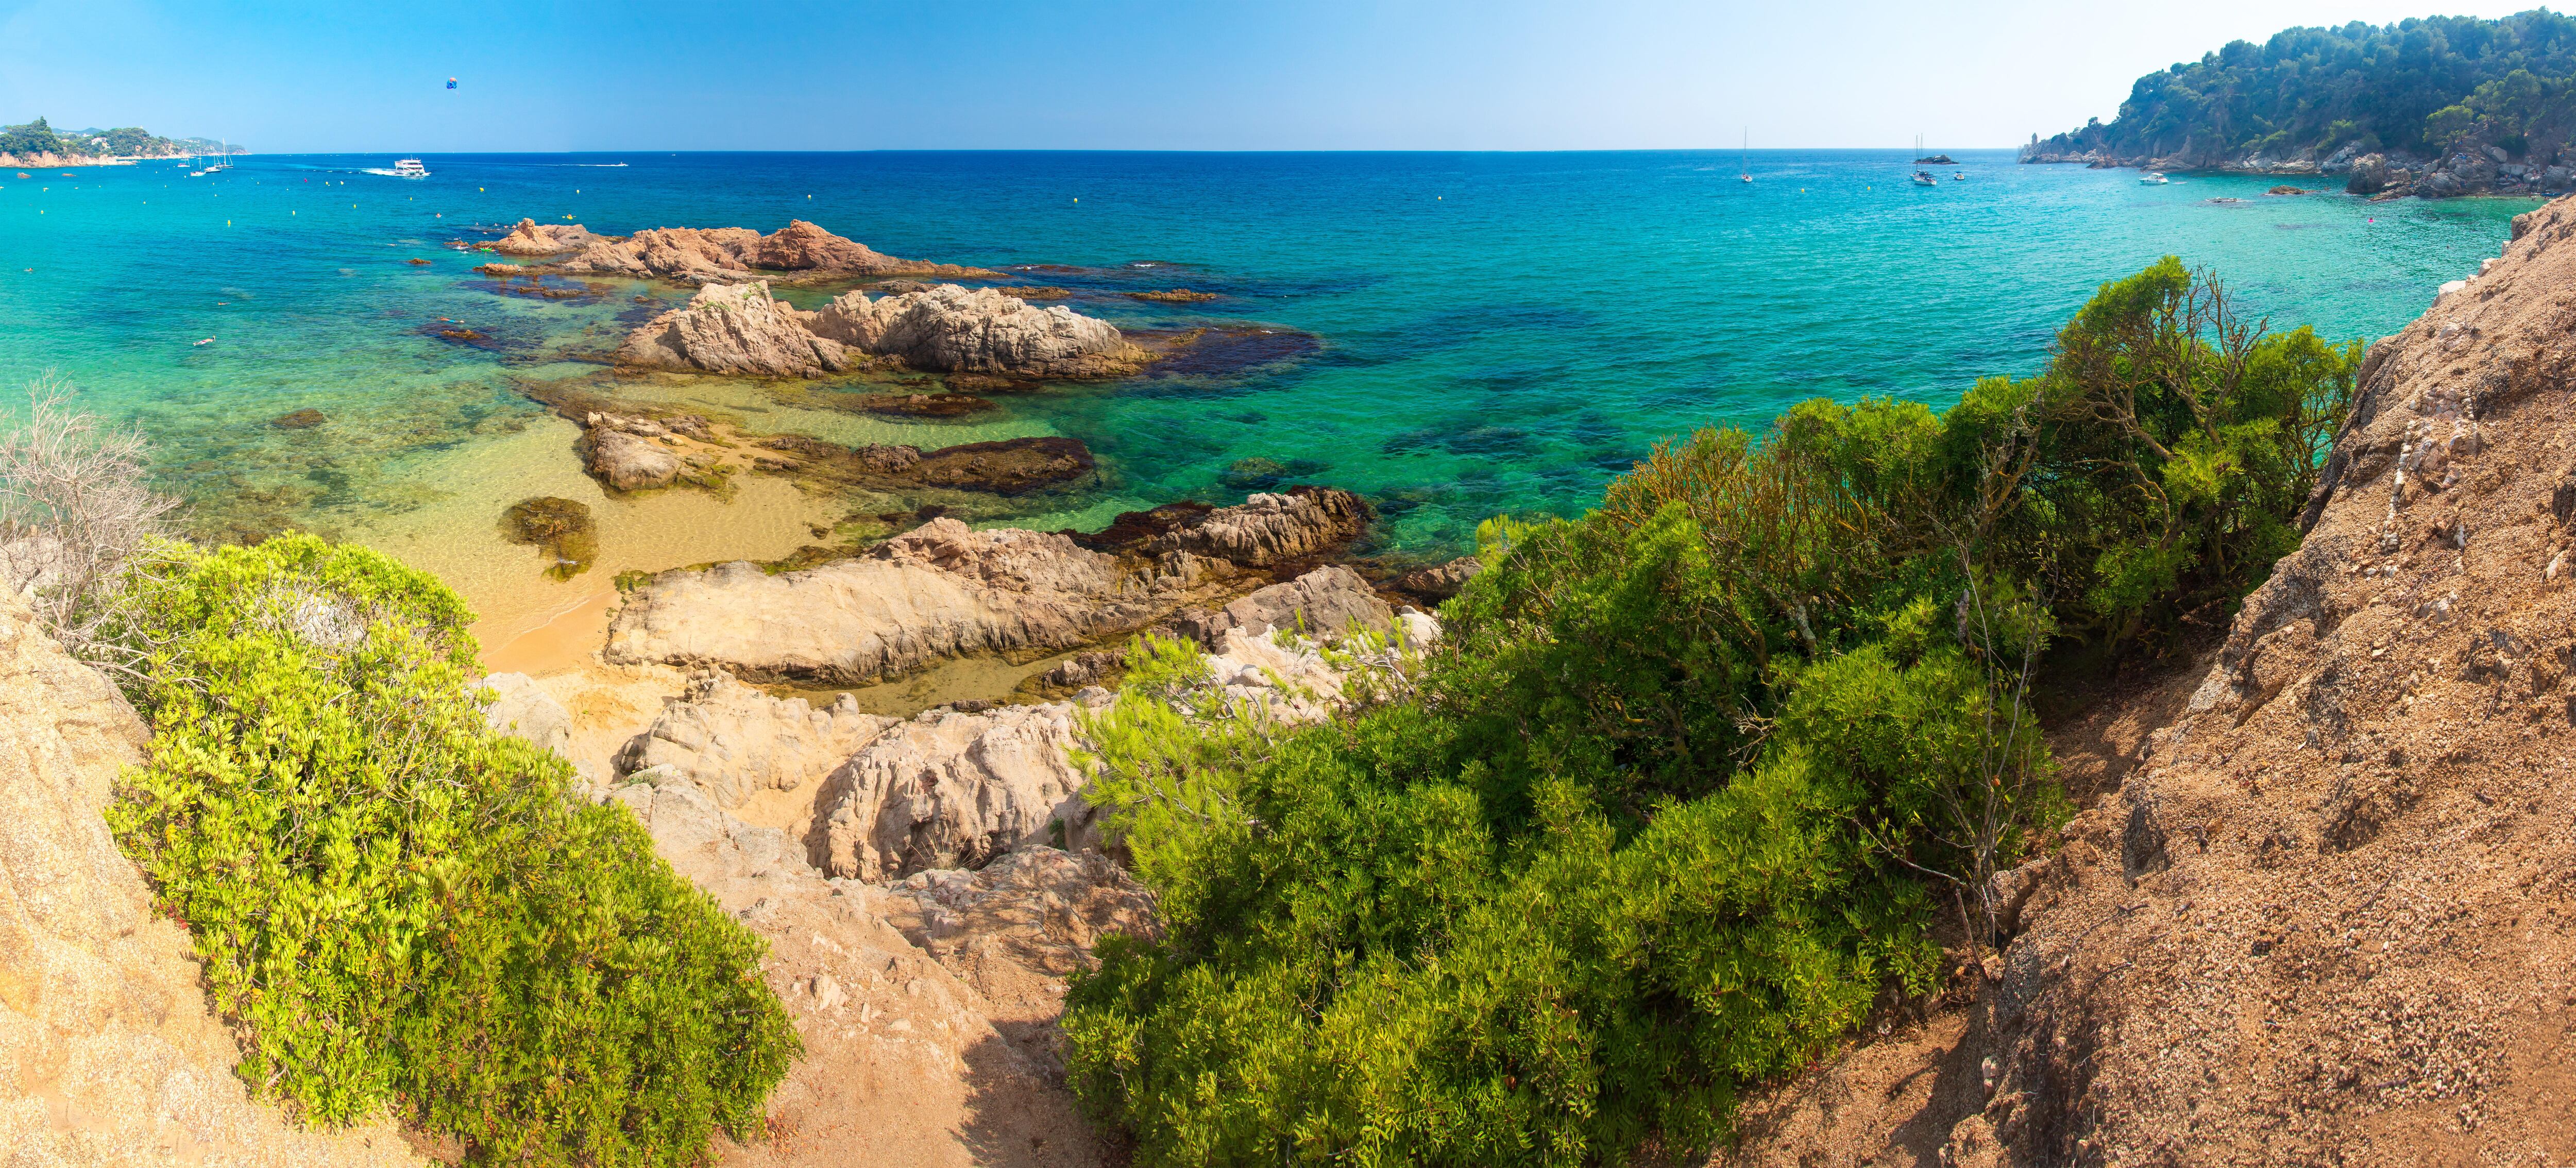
[0, 149, 2534, 560]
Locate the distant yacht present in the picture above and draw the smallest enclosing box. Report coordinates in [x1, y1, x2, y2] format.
[1739, 128, 1752, 183]
[392, 159, 430, 179]
[2139, 172, 2170, 184]
[1911, 170, 1937, 187]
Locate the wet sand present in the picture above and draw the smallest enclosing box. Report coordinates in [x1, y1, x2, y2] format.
[340, 416, 834, 675]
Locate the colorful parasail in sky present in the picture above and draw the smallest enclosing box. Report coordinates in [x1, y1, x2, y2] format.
[446, 77, 457, 89]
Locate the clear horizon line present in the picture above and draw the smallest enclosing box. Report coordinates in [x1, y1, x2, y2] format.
[189, 145, 2041, 156]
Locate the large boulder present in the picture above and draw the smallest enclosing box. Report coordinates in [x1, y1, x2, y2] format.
[805, 284, 1147, 377]
[581, 422, 684, 492]
[2345, 153, 2391, 195]
[489, 217, 598, 256]
[616, 280, 854, 377]
[1173, 564, 1392, 647]
[0, 595, 421, 1165]
[616, 671, 893, 808]
[812, 702, 1096, 882]
[604, 518, 1184, 685]
[1144, 486, 1373, 566]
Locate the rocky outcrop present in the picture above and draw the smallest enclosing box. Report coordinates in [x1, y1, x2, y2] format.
[489, 217, 598, 256]
[613, 280, 1145, 380]
[1171, 564, 1392, 647]
[2345, 151, 2397, 194]
[552, 219, 994, 285]
[580, 416, 687, 491]
[803, 284, 1148, 377]
[615, 280, 855, 377]
[812, 701, 1097, 882]
[604, 518, 1189, 684]
[1721, 199, 2576, 1165]
[1394, 555, 1483, 601]
[877, 847, 1158, 977]
[2030, 134, 2572, 199]
[617, 671, 893, 808]
[480, 671, 572, 757]
[1144, 486, 1373, 566]
[0, 594, 420, 1166]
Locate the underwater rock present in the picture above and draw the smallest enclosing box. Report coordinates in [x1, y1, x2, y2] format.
[1219, 455, 1330, 490]
[499, 496, 598, 579]
[804, 284, 1147, 378]
[616, 280, 854, 377]
[906, 437, 1096, 496]
[854, 392, 997, 417]
[268, 408, 327, 430]
[1127, 288, 1222, 302]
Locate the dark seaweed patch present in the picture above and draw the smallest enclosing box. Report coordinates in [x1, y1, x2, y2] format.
[1143, 328, 1323, 378]
[1381, 423, 1542, 458]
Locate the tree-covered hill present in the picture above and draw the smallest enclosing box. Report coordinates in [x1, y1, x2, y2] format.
[2025, 10, 2576, 179]
[0, 117, 241, 159]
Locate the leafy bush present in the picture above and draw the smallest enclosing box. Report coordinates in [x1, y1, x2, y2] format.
[1061, 259, 2353, 1165]
[107, 534, 797, 1166]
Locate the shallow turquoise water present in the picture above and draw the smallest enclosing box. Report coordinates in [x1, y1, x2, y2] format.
[0, 149, 2533, 555]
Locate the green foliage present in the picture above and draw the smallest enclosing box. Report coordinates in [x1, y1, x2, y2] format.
[1061, 257, 2352, 1165]
[2031, 12, 2576, 161]
[1, 116, 64, 157]
[105, 534, 796, 1166]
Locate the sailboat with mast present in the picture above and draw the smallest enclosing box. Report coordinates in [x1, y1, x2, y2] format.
[1740, 128, 1752, 183]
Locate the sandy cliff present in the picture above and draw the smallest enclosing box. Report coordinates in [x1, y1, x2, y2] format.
[1718, 197, 2576, 1166]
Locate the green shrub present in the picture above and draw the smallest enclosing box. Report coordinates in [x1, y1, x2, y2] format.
[106, 534, 797, 1166]
[1061, 258, 2353, 1165]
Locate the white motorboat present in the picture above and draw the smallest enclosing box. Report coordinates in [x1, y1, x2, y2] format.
[2139, 172, 2170, 184]
[392, 158, 429, 179]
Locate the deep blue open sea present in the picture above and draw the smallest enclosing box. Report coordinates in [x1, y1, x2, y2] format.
[0, 149, 2532, 585]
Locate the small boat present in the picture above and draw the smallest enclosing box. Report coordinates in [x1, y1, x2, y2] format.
[1911, 170, 1937, 186]
[2139, 172, 2170, 184]
[1953, 172, 1967, 181]
[392, 158, 430, 179]
[1739, 128, 1752, 183]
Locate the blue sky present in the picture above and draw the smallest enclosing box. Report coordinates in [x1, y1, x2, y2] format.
[0, 1, 2547, 151]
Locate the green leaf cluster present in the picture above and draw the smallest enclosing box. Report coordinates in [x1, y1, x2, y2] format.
[1059, 259, 2354, 1165]
[104, 534, 798, 1166]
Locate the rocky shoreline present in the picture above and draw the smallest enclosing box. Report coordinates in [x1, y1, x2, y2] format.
[446, 459, 1459, 1163]
[2019, 136, 2573, 199]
